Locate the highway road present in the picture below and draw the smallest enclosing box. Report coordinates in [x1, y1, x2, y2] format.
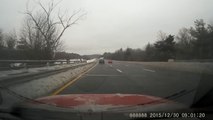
[56, 60, 204, 106]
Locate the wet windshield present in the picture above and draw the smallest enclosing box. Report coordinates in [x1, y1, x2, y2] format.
[0, 0, 213, 120]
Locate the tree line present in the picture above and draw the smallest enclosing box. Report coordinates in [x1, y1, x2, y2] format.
[0, 0, 85, 60]
[0, 29, 83, 60]
[103, 19, 213, 61]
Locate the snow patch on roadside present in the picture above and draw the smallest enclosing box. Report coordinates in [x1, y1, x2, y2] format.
[8, 63, 96, 99]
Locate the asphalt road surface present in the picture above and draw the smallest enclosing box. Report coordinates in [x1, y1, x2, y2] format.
[58, 60, 203, 106]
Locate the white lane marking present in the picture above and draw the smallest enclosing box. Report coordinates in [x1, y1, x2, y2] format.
[84, 74, 122, 77]
[116, 69, 122, 73]
[143, 68, 156, 73]
[107, 64, 113, 67]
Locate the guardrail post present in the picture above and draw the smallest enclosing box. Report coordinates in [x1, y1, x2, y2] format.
[23, 63, 28, 72]
[0, 88, 2, 105]
[67, 59, 70, 64]
[46, 62, 50, 68]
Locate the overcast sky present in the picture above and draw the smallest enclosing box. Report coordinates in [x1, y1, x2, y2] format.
[0, 0, 213, 55]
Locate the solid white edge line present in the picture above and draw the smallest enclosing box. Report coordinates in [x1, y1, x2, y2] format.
[116, 69, 122, 73]
[143, 68, 156, 72]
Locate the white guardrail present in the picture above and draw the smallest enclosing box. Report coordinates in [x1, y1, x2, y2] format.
[0, 59, 97, 86]
[0, 59, 99, 70]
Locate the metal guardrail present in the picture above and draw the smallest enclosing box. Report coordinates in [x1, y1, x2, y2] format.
[0, 59, 86, 64]
[0, 59, 87, 70]
[0, 59, 95, 86]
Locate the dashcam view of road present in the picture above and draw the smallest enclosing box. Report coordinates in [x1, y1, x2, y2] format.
[0, 0, 213, 120]
[58, 60, 211, 106]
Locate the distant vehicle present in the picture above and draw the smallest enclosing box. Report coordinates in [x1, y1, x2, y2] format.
[99, 58, 105, 64]
[108, 60, 112, 64]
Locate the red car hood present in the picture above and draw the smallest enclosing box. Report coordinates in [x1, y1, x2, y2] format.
[32, 94, 186, 112]
[13, 94, 189, 120]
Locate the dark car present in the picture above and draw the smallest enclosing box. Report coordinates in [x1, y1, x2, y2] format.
[99, 58, 105, 64]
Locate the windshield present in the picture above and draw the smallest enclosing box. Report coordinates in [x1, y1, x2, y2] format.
[0, 0, 213, 120]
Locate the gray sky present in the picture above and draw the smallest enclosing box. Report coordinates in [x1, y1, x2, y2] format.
[0, 0, 213, 55]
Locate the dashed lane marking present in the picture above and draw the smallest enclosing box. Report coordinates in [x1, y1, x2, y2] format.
[116, 69, 122, 73]
[84, 74, 122, 77]
[143, 68, 156, 73]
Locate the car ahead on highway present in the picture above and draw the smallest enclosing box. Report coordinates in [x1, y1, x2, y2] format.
[108, 59, 112, 64]
[99, 58, 105, 64]
[1, 0, 213, 120]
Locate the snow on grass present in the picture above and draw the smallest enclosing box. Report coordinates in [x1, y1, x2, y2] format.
[9, 63, 95, 99]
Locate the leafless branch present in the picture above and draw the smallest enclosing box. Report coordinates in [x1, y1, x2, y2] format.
[22, 0, 86, 59]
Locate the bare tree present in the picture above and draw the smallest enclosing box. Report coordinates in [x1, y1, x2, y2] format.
[157, 31, 167, 41]
[4, 30, 17, 49]
[176, 28, 193, 47]
[20, 0, 86, 59]
[0, 29, 4, 48]
[175, 28, 194, 59]
[19, 16, 44, 50]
